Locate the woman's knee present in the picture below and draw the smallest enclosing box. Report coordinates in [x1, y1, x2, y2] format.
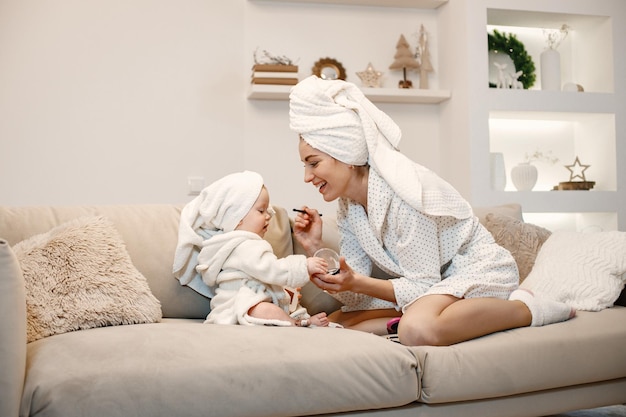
[398, 295, 458, 346]
[397, 318, 442, 346]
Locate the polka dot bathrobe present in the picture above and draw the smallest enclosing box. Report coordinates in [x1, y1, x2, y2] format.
[289, 75, 519, 313]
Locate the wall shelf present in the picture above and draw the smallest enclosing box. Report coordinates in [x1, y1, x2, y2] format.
[248, 84, 451, 104]
[486, 90, 617, 114]
[439, 0, 624, 231]
[480, 190, 619, 213]
[250, 0, 447, 9]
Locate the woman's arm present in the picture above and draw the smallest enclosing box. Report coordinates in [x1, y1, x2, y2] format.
[292, 207, 324, 257]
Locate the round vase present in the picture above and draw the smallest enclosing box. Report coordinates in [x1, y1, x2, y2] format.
[540, 49, 561, 91]
[511, 162, 538, 191]
[490, 152, 506, 191]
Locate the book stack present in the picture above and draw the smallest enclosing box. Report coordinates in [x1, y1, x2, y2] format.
[251, 64, 299, 86]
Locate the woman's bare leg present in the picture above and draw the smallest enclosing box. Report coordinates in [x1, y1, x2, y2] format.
[397, 294, 532, 346]
[329, 308, 401, 335]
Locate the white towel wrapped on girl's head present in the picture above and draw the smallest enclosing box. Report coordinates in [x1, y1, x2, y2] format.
[172, 170, 264, 297]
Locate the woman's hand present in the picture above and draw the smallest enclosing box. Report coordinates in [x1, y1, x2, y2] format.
[293, 207, 324, 256]
[311, 257, 356, 294]
[312, 257, 397, 303]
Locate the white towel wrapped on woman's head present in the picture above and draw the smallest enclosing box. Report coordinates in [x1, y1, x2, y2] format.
[172, 171, 264, 297]
[289, 75, 472, 220]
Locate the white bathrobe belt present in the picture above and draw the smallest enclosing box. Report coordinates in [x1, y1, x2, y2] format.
[218, 278, 287, 306]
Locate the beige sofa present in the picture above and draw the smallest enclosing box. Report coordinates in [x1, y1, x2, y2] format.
[1, 203, 625, 417]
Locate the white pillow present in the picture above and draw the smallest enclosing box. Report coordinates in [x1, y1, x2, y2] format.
[520, 231, 626, 311]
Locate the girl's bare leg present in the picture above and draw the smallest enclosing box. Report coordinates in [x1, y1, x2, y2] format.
[307, 312, 330, 327]
[248, 302, 330, 327]
[397, 294, 532, 346]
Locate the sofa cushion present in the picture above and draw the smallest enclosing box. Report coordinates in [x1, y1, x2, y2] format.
[0, 240, 27, 417]
[414, 307, 626, 404]
[521, 230, 626, 311]
[20, 321, 420, 417]
[13, 216, 162, 342]
[483, 213, 552, 283]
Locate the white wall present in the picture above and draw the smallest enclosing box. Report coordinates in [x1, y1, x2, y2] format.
[0, 0, 444, 213]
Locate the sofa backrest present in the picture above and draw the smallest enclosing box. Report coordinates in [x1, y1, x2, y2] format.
[0, 204, 295, 320]
[0, 202, 525, 320]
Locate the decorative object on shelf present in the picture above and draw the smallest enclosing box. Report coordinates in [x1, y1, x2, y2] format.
[511, 162, 538, 191]
[510, 149, 559, 191]
[566, 156, 590, 181]
[356, 62, 383, 87]
[490, 152, 506, 191]
[525, 149, 559, 166]
[493, 62, 523, 89]
[253, 48, 297, 66]
[540, 24, 570, 91]
[312, 57, 346, 80]
[415, 24, 433, 89]
[252, 48, 299, 85]
[251, 64, 299, 86]
[488, 30, 535, 89]
[552, 156, 595, 191]
[563, 82, 584, 92]
[389, 34, 420, 88]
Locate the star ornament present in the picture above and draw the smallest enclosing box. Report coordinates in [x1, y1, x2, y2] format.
[356, 62, 383, 88]
[565, 156, 590, 182]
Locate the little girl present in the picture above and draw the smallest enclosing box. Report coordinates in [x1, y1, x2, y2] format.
[173, 170, 330, 327]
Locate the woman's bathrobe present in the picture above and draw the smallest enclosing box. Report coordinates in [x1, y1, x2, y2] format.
[196, 230, 312, 326]
[332, 169, 519, 313]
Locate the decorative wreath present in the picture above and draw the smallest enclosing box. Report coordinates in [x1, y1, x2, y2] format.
[488, 29, 536, 89]
[312, 57, 347, 81]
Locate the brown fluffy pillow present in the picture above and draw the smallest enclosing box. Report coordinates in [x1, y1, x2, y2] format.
[484, 213, 552, 283]
[13, 216, 162, 343]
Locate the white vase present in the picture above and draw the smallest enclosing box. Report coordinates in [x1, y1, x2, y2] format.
[511, 162, 538, 191]
[540, 49, 561, 91]
[490, 152, 506, 191]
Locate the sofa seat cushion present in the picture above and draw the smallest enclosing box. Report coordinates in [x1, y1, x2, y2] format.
[413, 307, 626, 404]
[21, 320, 420, 417]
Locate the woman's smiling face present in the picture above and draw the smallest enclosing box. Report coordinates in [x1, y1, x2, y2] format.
[298, 139, 353, 202]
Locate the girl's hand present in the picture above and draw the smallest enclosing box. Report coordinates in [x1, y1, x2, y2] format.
[306, 257, 328, 276]
[293, 207, 324, 256]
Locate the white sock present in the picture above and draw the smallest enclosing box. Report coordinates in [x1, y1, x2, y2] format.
[509, 289, 575, 327]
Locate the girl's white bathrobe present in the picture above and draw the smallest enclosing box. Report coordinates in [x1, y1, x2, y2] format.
[196, 230, 312, 326]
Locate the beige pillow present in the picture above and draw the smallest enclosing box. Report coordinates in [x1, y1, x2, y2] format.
[13, 216, 162, 343]
[483, 213, 552, 283]
[473, 203, 523, 225]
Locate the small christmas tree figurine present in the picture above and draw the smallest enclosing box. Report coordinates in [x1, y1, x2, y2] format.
[417, 24, 433, 89]
[389, 34, 420, 88]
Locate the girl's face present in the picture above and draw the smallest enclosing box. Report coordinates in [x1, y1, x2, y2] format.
[236, 187, 272, 237]
[298, 139, 353, 202]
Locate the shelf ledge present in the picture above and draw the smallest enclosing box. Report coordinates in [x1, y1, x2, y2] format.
[248, 84, 451, 104]
[249, 0, 447, 9]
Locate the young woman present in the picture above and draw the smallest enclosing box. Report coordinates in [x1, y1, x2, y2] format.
[289, 75, 575, 346]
